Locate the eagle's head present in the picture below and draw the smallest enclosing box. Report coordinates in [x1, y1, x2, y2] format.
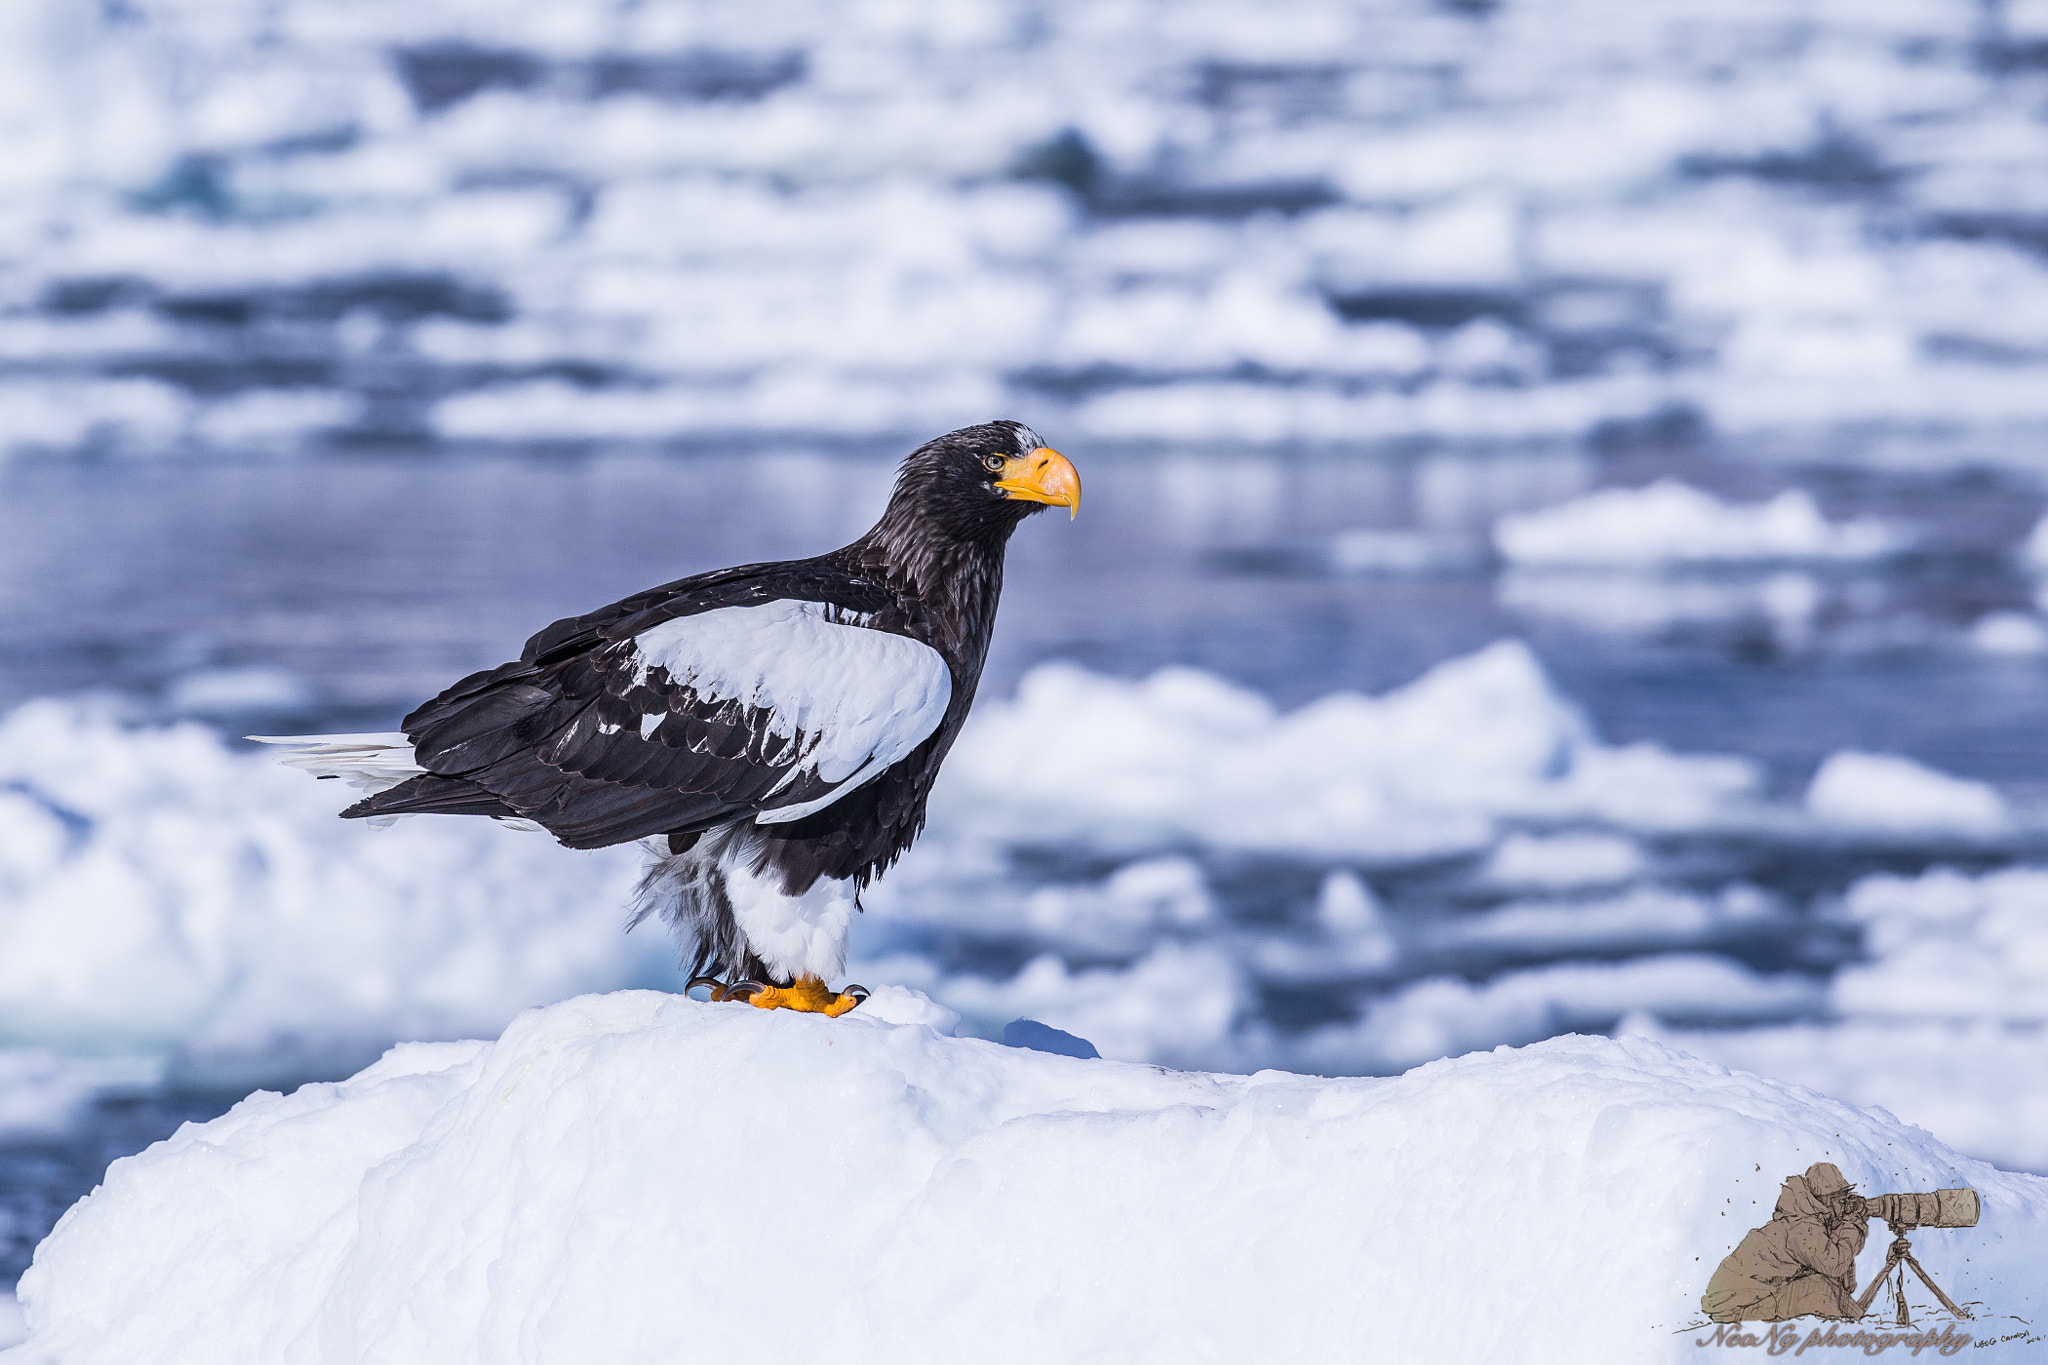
[887, 421, 1081, 541]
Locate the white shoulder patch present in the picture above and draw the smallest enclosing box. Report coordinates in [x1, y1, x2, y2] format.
[628, 600, 952, 819]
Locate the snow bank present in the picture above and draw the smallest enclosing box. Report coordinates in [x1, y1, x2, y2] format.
[1494, 482, 1902, 568]
[0, 699, 662, 1066]
[9, 992, 2044, 1364]
[942, 641, 1761, 857]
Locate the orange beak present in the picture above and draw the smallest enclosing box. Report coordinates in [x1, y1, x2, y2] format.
[994, 447, 1081, 519]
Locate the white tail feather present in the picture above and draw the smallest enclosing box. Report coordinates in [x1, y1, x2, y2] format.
[246, 732, 424, 796]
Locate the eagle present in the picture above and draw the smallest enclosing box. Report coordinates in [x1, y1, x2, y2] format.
[256, 422, 1079, 1017]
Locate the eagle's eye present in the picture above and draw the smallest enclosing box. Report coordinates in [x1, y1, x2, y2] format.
[981, 453, 1006, 473]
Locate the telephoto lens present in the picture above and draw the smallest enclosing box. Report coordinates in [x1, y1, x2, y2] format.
[1862, 1189, 1980, 1229]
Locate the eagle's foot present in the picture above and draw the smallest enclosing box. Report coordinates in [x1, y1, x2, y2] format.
[728, 975, 869, 1017]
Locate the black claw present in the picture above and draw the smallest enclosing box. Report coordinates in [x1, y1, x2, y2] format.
[725, 979, 767, 1001]
[843, 984, 869, 1004]
[685, 975, 724, 1001]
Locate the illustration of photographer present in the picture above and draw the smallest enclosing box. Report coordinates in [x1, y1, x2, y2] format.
[1702, 1162, 1871, 1322]
[1703, 1162, 1982, 1324]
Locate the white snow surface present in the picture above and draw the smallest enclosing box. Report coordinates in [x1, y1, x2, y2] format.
[7, 991, 2045, 1365]
[1494, 481, 1902, 568]
[628, 600, 951, 803]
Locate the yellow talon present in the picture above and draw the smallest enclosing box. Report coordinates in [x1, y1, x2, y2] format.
[739, 975, 868, 1017]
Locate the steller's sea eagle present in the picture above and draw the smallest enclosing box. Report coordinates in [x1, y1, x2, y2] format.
[255, 422, 1078, 1017]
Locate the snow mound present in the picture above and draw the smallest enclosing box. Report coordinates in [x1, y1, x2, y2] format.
[1804, 751, 2007, 835]
[9, 992, 2044, 1364]
[1494, 482, 1902, 568]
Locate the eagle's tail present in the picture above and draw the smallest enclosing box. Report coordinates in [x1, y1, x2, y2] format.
[339, 773, 520, 821]
[246, 732, 423, 794]
[249, 733, 528, 828]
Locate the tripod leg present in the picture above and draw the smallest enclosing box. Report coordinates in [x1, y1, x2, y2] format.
[1899, 1250, 1971, 1320]
[1854, 1248, 1902, 1318]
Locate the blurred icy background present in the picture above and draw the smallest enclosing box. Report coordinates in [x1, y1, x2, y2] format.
[11, 0, 2048, 1319]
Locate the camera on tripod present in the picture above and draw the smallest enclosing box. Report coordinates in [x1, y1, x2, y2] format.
[1848, 1187, 1980, 1322]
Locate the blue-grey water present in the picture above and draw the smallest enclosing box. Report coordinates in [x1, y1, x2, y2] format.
[7, 443, 2047, 786]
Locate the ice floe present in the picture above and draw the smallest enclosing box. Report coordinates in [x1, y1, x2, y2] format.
[1805, 752, 2007, 836]
[1494, 482, 1902, 569]
[1479, 830, 1648, 890]
[1284, 954, 1823, 1075]
[941, 641, 1762, 857]
[1969, 611, 2048, 656]
[1830, 867, 2048, 1023]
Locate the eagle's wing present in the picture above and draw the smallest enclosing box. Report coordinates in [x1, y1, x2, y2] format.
[347, 567, 952, 849]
